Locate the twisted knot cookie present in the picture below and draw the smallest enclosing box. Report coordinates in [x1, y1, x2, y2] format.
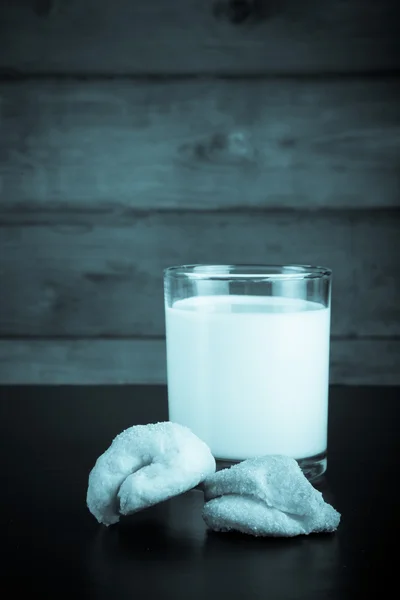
[87, 421, 215, 526]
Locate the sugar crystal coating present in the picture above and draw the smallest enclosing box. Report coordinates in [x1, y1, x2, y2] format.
[202, 456, 340, 537]
[87, 421, 216, 525]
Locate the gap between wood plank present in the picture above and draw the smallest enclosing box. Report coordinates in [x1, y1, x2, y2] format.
[0, 338, 398, 385]
[1, 207, 399, 228]
[0, 335, 399, 342]
[2, 72, 400, 81]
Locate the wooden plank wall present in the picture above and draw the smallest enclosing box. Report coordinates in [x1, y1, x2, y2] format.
[0, 0, 399, 384]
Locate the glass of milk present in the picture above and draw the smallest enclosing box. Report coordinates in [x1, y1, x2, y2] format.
[164, 265, 332, 480]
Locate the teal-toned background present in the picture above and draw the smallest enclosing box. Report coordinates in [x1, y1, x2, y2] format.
[0, 0, 399, 384]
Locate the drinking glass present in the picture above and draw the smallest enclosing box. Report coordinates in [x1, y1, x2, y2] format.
[164, 264, 332, 480]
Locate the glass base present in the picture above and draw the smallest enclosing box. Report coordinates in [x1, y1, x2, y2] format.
[215, 451, 327, 482]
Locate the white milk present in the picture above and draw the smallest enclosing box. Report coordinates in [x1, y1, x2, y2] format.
[165, 295, 330, 460]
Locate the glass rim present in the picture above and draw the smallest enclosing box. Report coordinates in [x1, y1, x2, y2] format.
[164, 264, 332, 281]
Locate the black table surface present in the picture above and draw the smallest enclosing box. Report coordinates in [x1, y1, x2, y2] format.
[1, 385, 399, 597]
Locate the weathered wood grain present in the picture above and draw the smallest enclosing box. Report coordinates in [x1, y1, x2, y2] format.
[0, 0, 399, 74]
[0, 338, 398, 385]
[1, 212, 399, 337]
[1, 79, 400, 214]
[0, 339, 165, 385]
